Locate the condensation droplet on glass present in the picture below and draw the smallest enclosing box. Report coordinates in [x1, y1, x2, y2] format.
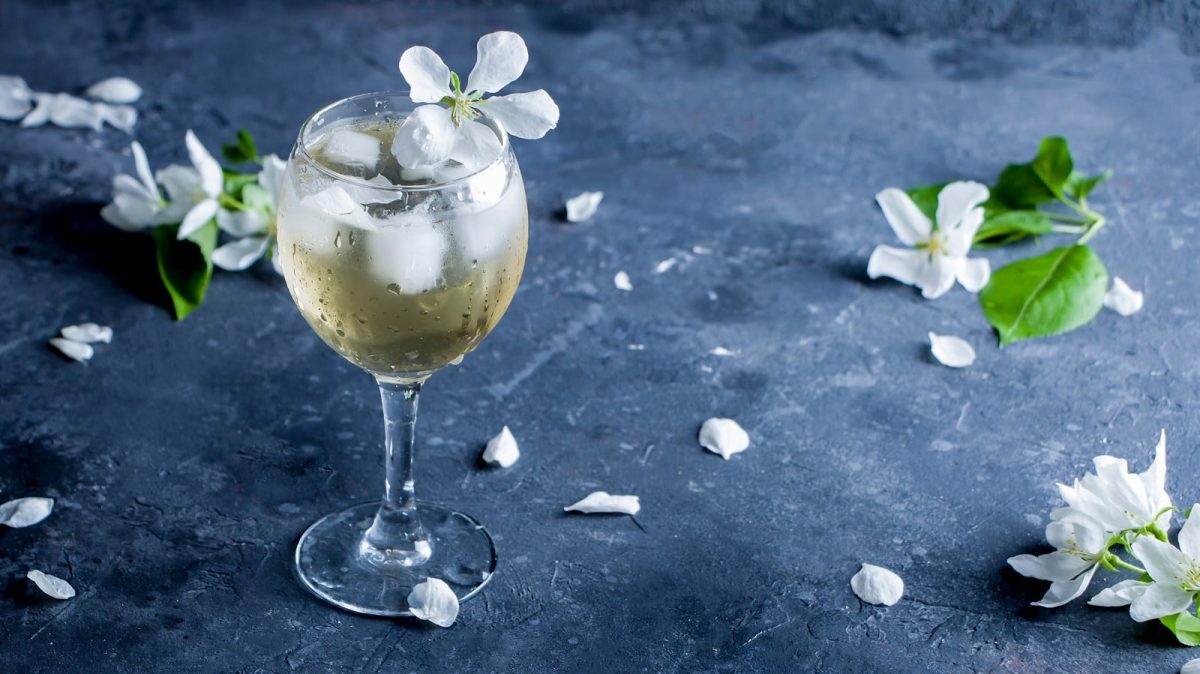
[334, 232, 342, 248]
[387, 283, 401, 295]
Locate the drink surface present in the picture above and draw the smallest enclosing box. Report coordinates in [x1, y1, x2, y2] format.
[276, 118, 528, 380]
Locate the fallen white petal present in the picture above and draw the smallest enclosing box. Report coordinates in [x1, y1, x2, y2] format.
[692, 245, 711, 254]
[698, 417, 750, 460]
[0, 75, 33, 120]
[614, 270, 633, 291]
[20, 92, 52, 127]
[709, 347, 735, 357]
[85, 77, 142, 104]
[45, 93, 103, 130]
[565, 491, 640, 515]
[851, 563, 903, 606]
[0, 497, 54, 527]
[1182, 658, 1200, 674]
[654, 258, 676, 274]
[565, 191, 603, 222]
[482, 426, 520, 468]
[627, 343, 646, 351]
[50, 337, 94, 363]
[928, 332, 975, 368]
[95, 102, 137, 133]
[407, 577, 458, 627]
[1103, 276, 1143, 316]
[27, 570, 75, 600]
[60, 323, 113, 344]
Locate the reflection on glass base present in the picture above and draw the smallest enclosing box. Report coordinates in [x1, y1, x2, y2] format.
[294, 502, 497, 617]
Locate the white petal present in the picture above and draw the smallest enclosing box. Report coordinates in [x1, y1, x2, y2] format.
[1032, 566, 1097, 608]
[85, 77, 142, 103]
[710, 347, 735, 357]
[95, 102, 137, 133]
[1183, 658, 1200, 674]
[258, 154, 287, 206]
[928, 332, 975, 368]
[1178, 504, 1200, 561]
[875, 188, 931, 246]
[216, 208, 268, 237]
[1007, 551, 1092, 583]
[698, 417, 750, 460]
[61, 323, 113, 344]
[20, 92, 52, 127]
[866, 245, 926, 287]
[614, 270, 632, 291]
[481, 90, 559, 140]
[481, 426, 520, 468]
[49, 337, 93, 363]
[955, 256, 990, 293]
[0, 497, 54, 527]
[466, 31, 529, 94]
[1088, 579, 1151, 607]
[391, 104, 457, 167]
[850, 563, 904, 606]
[0, 75, 32, 120]
[185, 130, 223, 197]
[1103, 276, 1143, 316]
[177, 199, 219, 240]
[936, 181, 989, 231]
[916, 257, 958, 300]
[654, 258, 677, 274]
[155, 164, 202, 203]
[130, 141, 156, 195]
[44, 93, 103, 130]
[407, 577, 459, 627]
[213, 236, 270, 271]
[399, 46, 452, 104]
[1142, 430, 1172, 529]
[565, 191, 603, 223]
[565, 491, 640, 515]
[1129, 581, 1195, 622]
[1132, 536, 1189, 584]
[449, 119, 503, 170]
[26, 570, 75, 600]
[942, 206, 984, 258]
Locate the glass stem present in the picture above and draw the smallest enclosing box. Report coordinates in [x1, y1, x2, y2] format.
[358, 379, 431, 567]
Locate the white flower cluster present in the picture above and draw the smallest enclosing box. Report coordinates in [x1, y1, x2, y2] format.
[0, 75, 140, 133]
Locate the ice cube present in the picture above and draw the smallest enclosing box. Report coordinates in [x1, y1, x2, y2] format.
[366, 215, 448, 294]
[281, 183, 376, 259]
[320, 129, 382, 174]
[452, 177, 527, 262]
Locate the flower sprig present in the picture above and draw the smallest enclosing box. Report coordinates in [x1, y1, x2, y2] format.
[101, 129, 283, 319]
[1009, 431, 1200, 645]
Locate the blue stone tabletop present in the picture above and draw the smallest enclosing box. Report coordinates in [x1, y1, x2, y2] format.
[1, 1, 1198, 672]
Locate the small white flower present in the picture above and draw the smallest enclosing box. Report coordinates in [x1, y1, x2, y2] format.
[1088, 578, 1151, 607]
[1008, 509, 1109, 607]
[1128, 504, 1200, 622]
[85, 77, 143, 104]
[61, 323, 113, 344]
[613, 271, 633, 291]
[393, 31, 560, 169]
[1103, 276, 1143, 316]
[698, 417, 750, 460]
[928, 332, 975, 368]
[850, 563, 904, 606]
[0, 75, 33, 120]
[565, 491, 640, 515]
[158, 130, 223, 240]
[482, 426, 520, 468]
[50, 337, 94, 363]
[407, 577, 459, 627]
[0, 497, 54, 528]
[27, 570, 75, 600]
[101, 141, 164, 231]
[213, 154, 287, 272]
[1057, 430, 1171, 534]
[565, 191, 603, 222]
[867, 182, 991, 299]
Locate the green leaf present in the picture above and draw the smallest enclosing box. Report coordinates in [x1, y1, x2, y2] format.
[223, 170, 258, 196]
[905, 182, 948, 222]
[974, 209, 1054, 247]
[1065, 169, 1112, 201]
[1031, 136, 1073, 198]
[222, 144, 249, 165]
[236, 129, 258, 160]
[1161, 612, 1200, 646]
[240, 184, 271, 211]
[149, 221, 219, 320]
[991, 163, 1056, 209]
[979, 244, 1108, 346]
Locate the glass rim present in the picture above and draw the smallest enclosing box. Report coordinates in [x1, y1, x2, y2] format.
[295, 90, 511, 193]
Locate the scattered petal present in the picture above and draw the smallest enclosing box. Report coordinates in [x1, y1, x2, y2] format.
[0, 75, 33, 120]
[466, 31, 529, 94]
[20, 92, 52, 127]
[565, 191, 603, 223]
[45, 93, 103, 130]
[654, 258, 677, 274]
[692, 245, 712, 255]
[85, 77, 142, 104]
[709, 347, 735, 357]
[565, 491, 640, 515]
[850, 563, 904, 606]
[27, 570, 75, 600]
[95, 103, 137, 133]
[1182, 658, 1200, 674]
[698, 417, 750, 460]
[614, 271, 633, 291]
[407, 577, 459, 627]
[0, 497, 54, 527]
[482, 426, 520, 468]
[928, 332, 975, 368]
[49, 337, 94, 363]
[60, 323, 112, 344]
[1103, 276, 1143, 316]
[481, 89, 559, 140]
[627, 343, 646, 351]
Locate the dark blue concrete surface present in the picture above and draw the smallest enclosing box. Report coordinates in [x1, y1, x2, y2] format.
[2, 1, 1199, 671]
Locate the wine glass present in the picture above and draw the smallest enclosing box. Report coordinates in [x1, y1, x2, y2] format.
[275, 91, 527, 616]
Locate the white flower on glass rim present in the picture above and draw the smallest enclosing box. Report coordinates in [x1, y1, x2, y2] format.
[1007, 508, 1109, 607]
[100, 141, 163, 231]
[1127, 505, 1200, 622]
[1057, 430, 1171, 535]
[867, 181, 991, 299]
[156, 130, 223, 240]
[393, 31, 559, 169]
[213, 154, 287, 272]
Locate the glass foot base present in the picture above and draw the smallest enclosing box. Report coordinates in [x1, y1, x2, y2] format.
[294, 502, 496, 617]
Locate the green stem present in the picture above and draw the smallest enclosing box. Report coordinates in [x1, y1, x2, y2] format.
[1110, 557, 1147, 575]
[1045, 211, 1091, 225]
[1050, 224, 1087, 234]
[218, 193, 245, 210]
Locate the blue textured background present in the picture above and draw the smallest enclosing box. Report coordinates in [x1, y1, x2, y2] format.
[2, 1, 1199, 671]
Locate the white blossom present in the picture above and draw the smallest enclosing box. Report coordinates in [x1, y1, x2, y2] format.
[1008, 509, 1109, 607]
[1128, 505, 1200, 622]
[100, 141, 163, 231]
[158, 130, 223, 240]
[213, 154, 287, 272]
[1057, 430, 1171, 534]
